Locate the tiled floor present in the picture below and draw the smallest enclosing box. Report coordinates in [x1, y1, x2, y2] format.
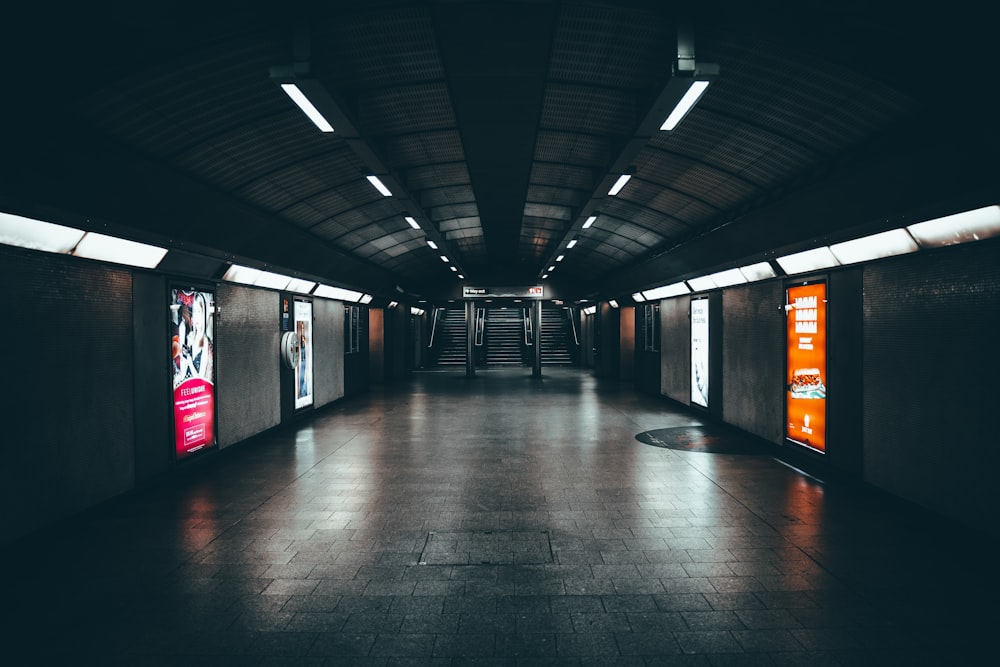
[5, 368, 995, 665]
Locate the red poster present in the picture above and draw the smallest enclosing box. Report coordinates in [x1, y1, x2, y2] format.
[171, 289, 216, 459]
[786, 282, 827, 452]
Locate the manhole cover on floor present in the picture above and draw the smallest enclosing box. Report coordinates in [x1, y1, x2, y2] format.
[419, 530, 554, 566]
[636, 425, 769, 455]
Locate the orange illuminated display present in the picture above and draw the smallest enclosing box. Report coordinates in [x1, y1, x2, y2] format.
[786, 282, 827, 452]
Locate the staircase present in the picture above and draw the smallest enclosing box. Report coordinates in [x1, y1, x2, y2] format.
[433, 308, 467, 366]
[486, 307, 525, 366]
[541, 305, 574, 366]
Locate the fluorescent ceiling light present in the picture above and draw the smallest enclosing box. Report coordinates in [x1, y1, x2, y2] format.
[314, 284, 364, 302]
[830, 228, 919, 264]
[708, 268, 747, 287]
[410, 306, 424, 316]
[608, 174, 632, 196]
[359, 294, 373, 304]
[687, 275, 717, 292]
[556, 255, 564, 262]
[642, 281, 690, 300]
[660, 80, 710, 131]
[582, 305, 597, 315]
[457, 274, 465, 279]
[280, 83, 334, 133]
[739, 261, 777, 282]
[0, 211, 86, 253]
[567, 239, 577, 248]
[285, 277, 316, 294]
[388, 301, 398, 308]
[776, 246, 841, 274]
[542, 274, 549, 279]
[582, 216, 597, 229]
[609, 299, 619, 308]
[450, 266, 458, 271]
[366, 175, 392, 197]
[253, 270, 291, 290]
[405, 216, 420, 230]
[906, 205, 1000, 248]
[440, 255, 449, 263]
[632, 292, 646, 302]
[426, 240, 438, 249]
[548, 265, 555, 272]
[222, 264, 261, 285]
[73, 232, 167, 269]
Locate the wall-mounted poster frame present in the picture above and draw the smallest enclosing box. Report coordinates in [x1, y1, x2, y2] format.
[690, 296, 710, 408]
[170, 285, 217, 461]
[785, 279, 827, 453]
[294, 298, 314, 410]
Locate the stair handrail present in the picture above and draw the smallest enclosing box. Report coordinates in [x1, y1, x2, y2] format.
[523, 307, 533, 346]
[428, 307, 442, 348]
[474, 307, 486, 346]
[567, 308, 579, 346]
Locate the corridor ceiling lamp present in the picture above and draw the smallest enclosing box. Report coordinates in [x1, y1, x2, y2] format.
[366, 175, 392, 197]
[450, 266, 458, 272]
[567, 238, 578, 248]
[906, 204, 1000, 247]
[582, 305, 597, 315]
[642, 281, 689, 300]
[222, 264, 262, 285]
[405, 216, 420, 230]
[359, 294, 373, 304]
[440, 255, 449, 262]
[0, 211, 86, 253]
[660, 80, 710, 131]
[708, 268, 747, 287]
[458, 274, 465, 279]
[687, 275, 717, 292]
[548, 265, 555, 272]
[608, 174, 632, 196]
[285, 277, 316, 294]
[73, 232, 168, 269]
[829, 228, 919, 265]
[739, 261, 777, 282]
[388, 301, 398, 308]
[542, 274, 549, 279]
[632, 292, 646, 302]
[556, 254, 565, 262]
[609, 300, 619, 308]
[314, 284, 364, 302]
[582, 216, 597, 229]
[426, 240, 438, 249]
[252, 269, 291, 290]
[279, 83, 335, 133]
[776, 246, 840, 274]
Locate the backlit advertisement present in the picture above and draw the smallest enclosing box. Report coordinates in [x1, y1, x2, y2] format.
[171, 289, 216, 459]
[786, 282, 827, 452]
[691, 298, 709, 407]
[294, 300, 313, 409]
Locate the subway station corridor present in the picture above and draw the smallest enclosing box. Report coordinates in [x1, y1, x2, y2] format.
[5, 368, 995, 665]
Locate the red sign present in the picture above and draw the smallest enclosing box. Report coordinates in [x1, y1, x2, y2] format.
[171, 289, 216, 459]
[786, 282, 827, 453]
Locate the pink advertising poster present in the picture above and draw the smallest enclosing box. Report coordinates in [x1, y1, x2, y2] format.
[171, 289, 216, 459]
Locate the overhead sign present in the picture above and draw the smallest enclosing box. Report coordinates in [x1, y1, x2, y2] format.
[785, 282, 827, 453]
[462, 286, 545, 299]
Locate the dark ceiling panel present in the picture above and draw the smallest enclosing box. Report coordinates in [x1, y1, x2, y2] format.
[358, 83, 456, 137]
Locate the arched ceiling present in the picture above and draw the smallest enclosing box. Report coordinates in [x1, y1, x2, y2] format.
[2, 1, 997, 302]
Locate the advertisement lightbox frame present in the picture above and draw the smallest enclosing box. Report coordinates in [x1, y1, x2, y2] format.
[169, 282, 219, 462]
[690, 296, 710, 408]
[293, 297, 314, 411]
[784, 277, 828, 454]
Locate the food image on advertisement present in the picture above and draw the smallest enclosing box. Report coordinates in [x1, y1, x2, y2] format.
[790, 367, 826, 399]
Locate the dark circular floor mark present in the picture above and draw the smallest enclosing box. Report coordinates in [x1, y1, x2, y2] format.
[636, 425, 768, 454]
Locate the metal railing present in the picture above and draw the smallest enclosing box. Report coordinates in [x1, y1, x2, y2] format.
[474, 307, 486, 346]
[568, 308, 579, 346]
[428, 307, 441, 348]
[523, 307, 534, 346]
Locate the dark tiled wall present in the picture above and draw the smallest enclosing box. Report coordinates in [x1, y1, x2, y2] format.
[722, 281, 785, 444]
[659, 295, 690, 404]
[313, 298, 345, 408]
[863, 240, 1000, 533]
[215, 283, 280, 447]
[1, 247, 135, 540]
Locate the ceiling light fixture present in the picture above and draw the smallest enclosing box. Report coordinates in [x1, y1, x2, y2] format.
[632, 292, 646, 302]
[0, 211, 86, 253]
[556, 255, 564, 262]
[582, 216, 597, 229]
[567, 239, 577, 248]
[426, 240, 438, 249]
[739, 261, 777, 282]
[279, 83, 335, 133]
[458, 274, 465, 279]
[776, 247, 841, 274]
[314, 284, 364, 302]
[609, 300, 619, 308]
[686, 275, 717, 292]
[440, 255, 449, 263]
[660, 80, 710, 131]
[642, 282, 690, 300]
[906, 204, 1000, 247]
[405, 216, 420, 230]
[829, 228, 919, 264]
[366, 175, 392, 197]
[73, 233, 168, 269]
[608, 174, 632, 196]
[548, 265, 555, 272]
